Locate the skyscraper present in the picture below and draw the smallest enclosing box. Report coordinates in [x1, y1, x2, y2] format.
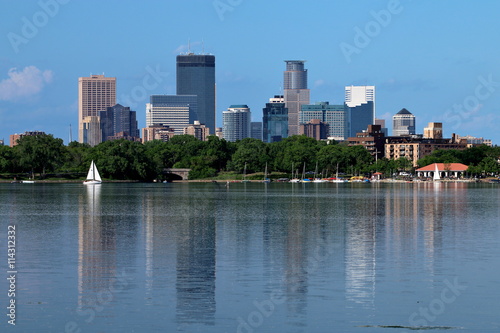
[250, 122, 263, 141]
[99, 104, 139, 141]
[176, 54, 216, 133]
[300, 102, 348, 140]
[345, 85, 375, 137]
[80, 116, 102, 147]
[284, 61, 310, 136]
[78, 74, 116, 144]
[262, 95, 288, 143]
[392, 108, 416, 136]
[146, 95, 197, 135]
[222, 105, 251, 142]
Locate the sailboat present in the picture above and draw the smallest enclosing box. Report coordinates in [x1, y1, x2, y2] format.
[290, 163, 300, 183]
[263, 163, 271, 183]
[313, 162, 327, 183]
[300, 162, 311, 183]
[242, 162, 250, 183]
[83, 160, 102, 185]
[331, 163, 347, 183]
[433, 163, 441, 181]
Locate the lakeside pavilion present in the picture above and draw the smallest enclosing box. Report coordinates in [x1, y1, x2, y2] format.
[416, 163, 468, 178]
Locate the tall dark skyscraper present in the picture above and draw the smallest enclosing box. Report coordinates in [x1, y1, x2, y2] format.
[100, 104, 139, 141]
[263, 95, 288, 143]
[284, 60, 310, 136]
[176, 54, 216, 133]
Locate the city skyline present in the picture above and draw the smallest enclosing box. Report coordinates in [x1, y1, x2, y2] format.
[1, 1, 500, 144]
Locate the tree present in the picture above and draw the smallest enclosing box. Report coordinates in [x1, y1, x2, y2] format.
[62, 141, 91, 173]
[274, 135, 325, 173]
[229, 138, 269, 173]
[89, 139, 154, 180]
[0, 145, 15, 173]
[14, 134, 66, 177]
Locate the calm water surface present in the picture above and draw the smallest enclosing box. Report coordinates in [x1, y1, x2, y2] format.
[1, 182, 499, 332]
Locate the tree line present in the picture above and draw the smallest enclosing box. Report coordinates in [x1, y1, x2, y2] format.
[0, 134, 498, 180]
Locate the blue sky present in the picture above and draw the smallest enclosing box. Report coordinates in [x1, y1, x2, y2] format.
[1, 0, 500, 144]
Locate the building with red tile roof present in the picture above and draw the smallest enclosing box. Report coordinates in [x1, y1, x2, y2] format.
[416, 163, 468, 178]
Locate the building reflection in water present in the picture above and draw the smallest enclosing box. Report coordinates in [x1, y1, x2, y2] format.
[77, 185, 116, 313]
[344, 184, 379, 308]
[175, 190, 216, 325]
[283, 191, 309, 325]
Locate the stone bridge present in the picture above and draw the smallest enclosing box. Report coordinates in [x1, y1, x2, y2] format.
[163, 168, 191, 180]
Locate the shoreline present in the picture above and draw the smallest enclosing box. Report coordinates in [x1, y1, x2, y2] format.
[0, 178, 493, 184]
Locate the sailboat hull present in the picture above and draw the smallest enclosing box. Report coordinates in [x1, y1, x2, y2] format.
[83, 180, 101, 185]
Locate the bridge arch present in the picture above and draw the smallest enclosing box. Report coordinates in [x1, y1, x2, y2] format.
[163, 168, 191, 180]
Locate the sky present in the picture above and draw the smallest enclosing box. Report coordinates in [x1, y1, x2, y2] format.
[1, 0, 500, 144]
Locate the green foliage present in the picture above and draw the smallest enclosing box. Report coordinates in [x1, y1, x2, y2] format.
[0, 145, 15, 172]
[6, 133, 499, 181]
[270, 135, 326, 173]
[62, 141, 91, 172]
[229, 138, 269, 173]
[89, 140, 154, 180]
[14, 134, 66, 176]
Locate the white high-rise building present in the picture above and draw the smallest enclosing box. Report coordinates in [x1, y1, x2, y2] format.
[146, 95, 197, 135]
[345, 85, 375, 108]
[222, 105, 251, 142]
[345, 85, 375, 137]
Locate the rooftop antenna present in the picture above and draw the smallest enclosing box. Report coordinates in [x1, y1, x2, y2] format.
[202, 39, 205, 54]
[188, 39, 191, 53]
[69, 124, 73, 143]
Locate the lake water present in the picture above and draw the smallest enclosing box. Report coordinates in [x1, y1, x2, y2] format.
[1, 182, 499, 332]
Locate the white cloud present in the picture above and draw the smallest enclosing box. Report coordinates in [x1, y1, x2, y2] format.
[314, 79, 325, 88]
[0, 66, 53, 101]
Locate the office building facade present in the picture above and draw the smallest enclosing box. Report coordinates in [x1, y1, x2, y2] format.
[78, 75, 116, 144]
[80, 116, 102, 147]
[345, 85, 375, 137]
[262, 95, 288, 143]
[250, 122, 263, 141]
[300, 119, 328, 140]
[176, 54, 216, 133]
[100, 104, 139, 141]
[146, 95, 197, 135]
[284, 61, 310, 136]
[183, 121, 210, 141]
[392, 108, 416, 136]
[222, 105, 251, 142]
[423, 122, 443, 139]
[300, 102, 348, 140]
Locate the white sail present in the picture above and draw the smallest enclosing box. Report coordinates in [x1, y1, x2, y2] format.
[93, 162, 102, 182]
[433, 163, 441, 181]
[84, 161, 102, 184]
[86, 161, 95, 180]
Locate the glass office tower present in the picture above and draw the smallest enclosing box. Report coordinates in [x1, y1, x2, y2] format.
[300, 102, 348, 140]
[176, 54, 216, 134]
[262, 95, 288, 143]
